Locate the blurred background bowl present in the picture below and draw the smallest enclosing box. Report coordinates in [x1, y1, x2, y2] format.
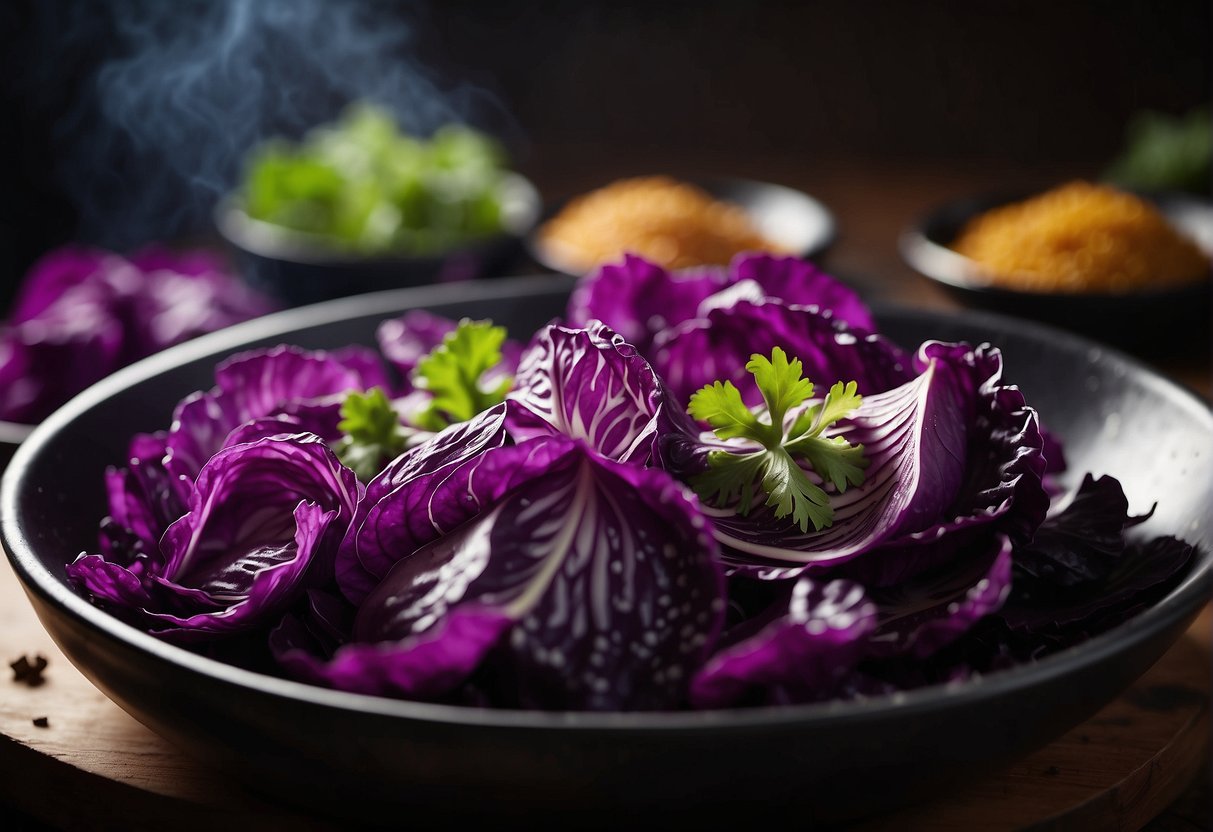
[216, 172, 542, 307]
[527, 176, 837, 275]
[899, 190, 1212, 354]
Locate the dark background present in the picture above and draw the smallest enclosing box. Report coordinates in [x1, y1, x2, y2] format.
[1, 0, 1209, 309]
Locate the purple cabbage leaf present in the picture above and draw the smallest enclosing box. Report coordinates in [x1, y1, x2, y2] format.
[68, 433, 362, 640]
[652, 297, 912, 409]
[662, 338, 1048, 588]
[690, 577, 877, 708]
[567, 252, 873, 357]
[334, 403, 512, 603]
[0, 246, 274, 424]
[276, 436, 727, 710]
[163, 344, 388, 482]
[505, 320, 663, 464]
[664, 340, 975, 574]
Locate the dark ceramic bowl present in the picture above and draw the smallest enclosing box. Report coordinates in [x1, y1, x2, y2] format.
[527, 176, 837, 275]
[3, 278, 1211, 826]
[216, 172, 542, 307]
[900, 190, 1213, 354]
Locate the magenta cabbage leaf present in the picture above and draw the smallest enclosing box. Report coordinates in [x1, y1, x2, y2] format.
[164, 344, 389, 482]
[567, 252, 874, 357]
[0, 246, 275, 423]
[68, 433, 361, 639]
[334, 404, 513, 603]
[505, 321, 663, 463]
[277, 436, 727, 709]
[692, 534, 1013, 706]
[662, 341, 979, 572]
[690, 577, 877, 708]
[652, 298, 912, 409]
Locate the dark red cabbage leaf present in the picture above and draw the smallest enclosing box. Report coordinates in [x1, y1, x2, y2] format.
[567, 252, 874, 358]
[652, 298, 912, 409]
[690, 534, 1013, 706]
[999, 474, 1193, 636]
[690, 577, 877, 708]
[505, 320, 663, 464]
[0, 246, 275, 423]
[275, 436, 727, 710]
[164, 344, 389, 482]
[68, 433, 361, 640]
[1014, 474, 1154, 588]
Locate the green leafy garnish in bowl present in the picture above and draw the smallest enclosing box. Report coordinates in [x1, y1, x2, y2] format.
[242, 103, 511, 255]
[689, 347, 866, 533]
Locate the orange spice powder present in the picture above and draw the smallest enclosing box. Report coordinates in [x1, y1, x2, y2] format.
[538, 176, 785, 272]
[952, 181, 1209, 293]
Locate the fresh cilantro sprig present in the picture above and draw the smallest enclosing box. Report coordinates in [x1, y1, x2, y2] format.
[335, 386, 412, 481]
[688, 347, 866, 532]
[411, 319, 513, 431]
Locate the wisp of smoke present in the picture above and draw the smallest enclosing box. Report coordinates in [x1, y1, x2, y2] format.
[36, 0, 513, 249]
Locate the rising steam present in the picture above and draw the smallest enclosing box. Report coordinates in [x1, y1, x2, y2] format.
[33, 0, 513, 249]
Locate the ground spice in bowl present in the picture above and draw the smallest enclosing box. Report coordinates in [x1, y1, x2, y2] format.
[951, 181, 1210, 293]
[537, 176, 786, 272]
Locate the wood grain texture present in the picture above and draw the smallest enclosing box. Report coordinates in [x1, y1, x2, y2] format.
[1, 550, 1208, 830]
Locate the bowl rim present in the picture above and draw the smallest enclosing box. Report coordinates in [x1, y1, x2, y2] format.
[3, 276, 1211, 732]
[900, 188, 1213, 300]
[526, 174, 838, 276]
[215, 171, 542, 266]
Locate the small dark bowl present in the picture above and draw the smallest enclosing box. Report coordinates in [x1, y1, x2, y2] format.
[216, 173, 542, 307]
[527, 176, 837, 275]
[900, 190, 1213, 353]
[3, 280, 1211, 825]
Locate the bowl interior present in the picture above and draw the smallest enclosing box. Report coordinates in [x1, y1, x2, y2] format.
[3, 279, 1211, 820]
[528, 176, 836, 274]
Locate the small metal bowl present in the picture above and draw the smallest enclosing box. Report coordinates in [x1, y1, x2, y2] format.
[900, 190, 1212, 354]
[527, 176, 837, 275]
[216, 172, 543, 307]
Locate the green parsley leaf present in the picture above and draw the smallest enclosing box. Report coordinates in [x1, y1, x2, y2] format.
[687, 349, 867, 532]
[411, 319, 513, 431]
[758, 448, 833, 533]
[693, 449, 769, 513]
[789, 435, 868, 493]
[688, 381, 762, 440]
[788, 380, 863, 441]
[746, 347, 814, 431]
[335, 387, 411, 481]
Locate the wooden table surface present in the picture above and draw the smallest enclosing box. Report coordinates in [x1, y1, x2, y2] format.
[1, 159, 1210, 829]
